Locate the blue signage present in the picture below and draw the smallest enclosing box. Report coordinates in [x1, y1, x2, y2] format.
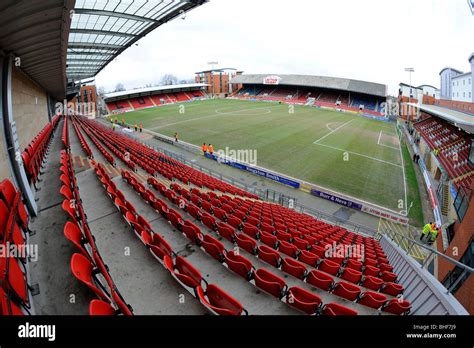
[205, 153, 300, 188]
[310, 188, 363, 210]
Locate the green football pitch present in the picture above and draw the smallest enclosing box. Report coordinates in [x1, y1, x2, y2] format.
[114, 99, 423, 225]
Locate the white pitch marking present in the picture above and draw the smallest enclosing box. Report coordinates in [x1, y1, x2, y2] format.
[377, 130, 399, 150]
[313, 143, 403, 168]
[150, 105, 278, 130]
[397, 131, 408, 211]
[313, 119, 355, 144]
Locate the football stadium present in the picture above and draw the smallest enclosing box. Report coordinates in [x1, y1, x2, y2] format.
[0, 0, 473, 345]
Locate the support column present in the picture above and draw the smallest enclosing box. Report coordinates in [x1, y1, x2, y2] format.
[0, 53, 38, 216]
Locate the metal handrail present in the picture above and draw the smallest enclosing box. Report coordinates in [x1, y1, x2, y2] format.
[378, 225, 473, 294]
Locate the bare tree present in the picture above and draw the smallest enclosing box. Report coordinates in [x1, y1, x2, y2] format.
[160, 74, 178, 86]
[115, 82, 126, 92]
[97, 86, 106, 96]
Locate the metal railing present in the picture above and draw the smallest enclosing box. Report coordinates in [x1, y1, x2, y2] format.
[378, 224, 473, 295]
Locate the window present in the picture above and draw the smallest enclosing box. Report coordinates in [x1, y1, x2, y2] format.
[463, 92, 465, 98]
[469, 92, 472, 98]
[463, 80, 465, 85]
[442, 240, 474, 294]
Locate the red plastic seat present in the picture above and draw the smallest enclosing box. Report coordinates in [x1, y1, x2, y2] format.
[243, 223, 259, 239]
[197, 284, 247, 315]
[182, 221, 203, 245]
[293, 237, 309, 251]
[201, 234, 225, 262]
[310, 245, 327, 258]
[0, 179, 29, 229]
[382, 298, 411, 315]
[306, 270, 334, 291]
[322, 302, 357, 316]
[363, 265, 380, 277]
[70, 253, 110, 301]
[201, 213, 216, 231]
[225, 251, 254, 280]
[286, 286, 322, 315]
[298, 250, 320, 267]
[358, 291, 387, 309]
[260, 222, 275, 234]
[0, 287, 24, 315]
[164, 256, 205, 289]
[346, 259, 363, 271]
[257, 245, 281, 267]
[217, 222, 235, 243]
[227, 215, 242, 229]
[340, 267, 362, 284]
[168, 209, 183, 230]
[253, 268, 287, 299]
[89, 299, 116, 316]
[235, 233, 258, 255]
[279, 240, 298, 258]
[381, 282, 404, 297]
[275, 230, 292, 242]
[260, 231, 278, 249]
[141, 231, 174, 261]
[0, 201, 25, 247]
[245, 216, 259, 227]
[331, 281, 361, 301]
[318, 258, 341, 276]
[361, 275, 384, 291]
[281, 258, 307, 280]
[381, 271, 397, 283]
[186, 204, 201, 220]
[379, 263, 394, 273]
[213, 207, 227, 221]
[63, 221, 91, 260]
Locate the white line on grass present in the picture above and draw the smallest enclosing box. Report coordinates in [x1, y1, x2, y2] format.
[377, 130, 399, 150]
[150, 105, 279, 130]
[313, 119, 355, 144]
[397, 131, 408, 211]
[313, 143, 403, 168]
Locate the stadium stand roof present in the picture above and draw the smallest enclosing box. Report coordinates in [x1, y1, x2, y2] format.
[231, 74, 387, 97]
[0, 0, 207, 100]
[0, 0, 75, 99]
[104, 83, 208, 101]
[439, 67, 464, 75]
[67, 0, 208, 82]
[409, 103, 474, 134]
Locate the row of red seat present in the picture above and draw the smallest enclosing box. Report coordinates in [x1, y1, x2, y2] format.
[76, 116, 257, 199]
[75, 117, 115, 166]
[59, 126, 132, 316]
[70, 116, 93, 158]
[0, 179, 32, 315]
[107, 91, 205, 113]
[124, 170, 346, 315]
[76, 117, 136, 171]
[22, 115, 60, 187]
[94, 164, 247, 315]
[143, 175, 410, 315]
[185, 185, 393, 271]
[414, 117, 473, 179]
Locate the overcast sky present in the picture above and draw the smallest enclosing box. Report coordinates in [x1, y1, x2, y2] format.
[95, 0, 474, 95]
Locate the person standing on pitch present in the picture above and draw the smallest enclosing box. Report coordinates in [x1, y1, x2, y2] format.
[174, 132, 179, 143]
[139, 123, 143, 133]
[202, 143, 207, 155]
[208, 144, 214, 155]
[134, 124, 137, 132]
